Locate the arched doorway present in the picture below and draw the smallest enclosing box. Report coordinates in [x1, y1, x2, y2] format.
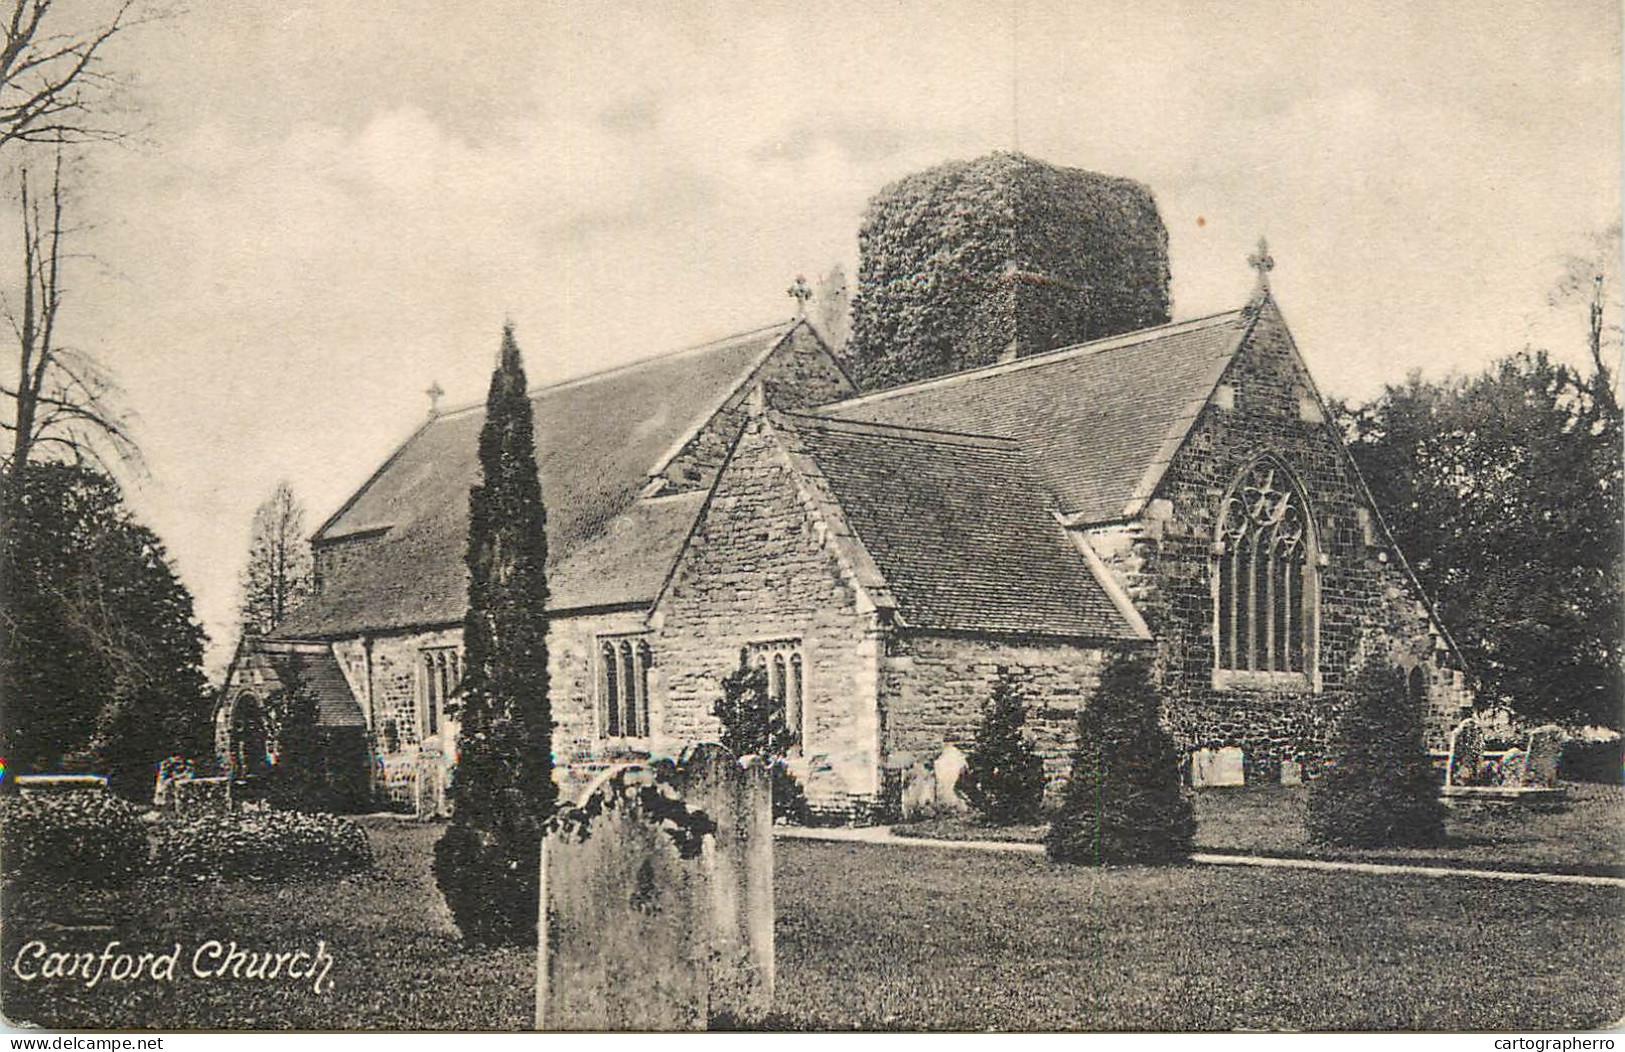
[230, 693, 272, 778]
[1407, 665, 1428, 720]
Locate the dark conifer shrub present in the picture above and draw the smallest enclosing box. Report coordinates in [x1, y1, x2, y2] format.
[711, 652, 809, 823]
[960, 671, 1046, 825]
[1046, 651, 1194, 864]
[434, 323, 556, 946]
[262, 662, 332, 812]
[1306, 658, 1447, 847]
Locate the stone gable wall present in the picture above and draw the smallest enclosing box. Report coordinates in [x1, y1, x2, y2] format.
[651, 416, 884, 816]
[878, 632, 1114, 808]
[359, 626, 461, 811]
[656, 325, 856, 493]
[547, 607, 654, 803]
[1099, 300, 1470, 780]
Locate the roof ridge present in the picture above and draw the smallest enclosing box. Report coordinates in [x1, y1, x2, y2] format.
[785, 410, 1020, 449]
[430, 318, 798, 421]
[818, 306, 1247, 413]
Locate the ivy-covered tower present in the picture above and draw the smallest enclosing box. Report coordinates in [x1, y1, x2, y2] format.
[846, 152, 1171, 389]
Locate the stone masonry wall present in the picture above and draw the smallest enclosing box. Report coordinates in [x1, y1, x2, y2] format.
[657, 324, 856, 492]
[1096, 298, 1470, 781]
[651, 415, 884, 816]
[879, 632, 1114, 807]
[547, 607, 653, 803]
[352, 626, 461, 811]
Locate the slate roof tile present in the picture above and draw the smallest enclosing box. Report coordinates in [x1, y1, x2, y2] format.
[277, 323, 798, 638]
[817, 310, 1251, 523]
[781, 414, 1143, 640]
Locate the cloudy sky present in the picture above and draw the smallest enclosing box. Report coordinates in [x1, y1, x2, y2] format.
[34, 0, 1621, 672]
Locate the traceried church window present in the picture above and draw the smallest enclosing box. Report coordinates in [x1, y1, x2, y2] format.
[746, 639, 804, 747]
[419, 647, 462, 737]
[600, 635, 652, 739]
[1213, 459, 1317, 683]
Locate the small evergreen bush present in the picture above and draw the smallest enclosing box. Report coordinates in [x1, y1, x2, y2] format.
[1305, 659, 1447, 847]
[261, 664, 335, 813]
[712, 652, 810, 824]
[152, 808, 372, 881]
[960, 671, 1046, 825]
[0, 791, 149, 889]
[1046, 651, 1194, 865]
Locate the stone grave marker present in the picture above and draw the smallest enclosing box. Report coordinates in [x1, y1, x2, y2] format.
[536, 743, 773, 1031]
[1445, 718, 1485, 788]
[1279, 759, 1303, 786]
[932, 744, 970, 813]
[1522, 726, 1564, 789]
[899, 756, 936, 820]
[1191, 746, 1246, 787]
[1496, 747, 1528, 787]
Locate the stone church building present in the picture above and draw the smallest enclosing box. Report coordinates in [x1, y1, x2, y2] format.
[218, 261, 1471, 818]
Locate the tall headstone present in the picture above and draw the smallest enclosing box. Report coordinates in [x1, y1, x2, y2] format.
[535, 745, 773, 1031]
[1522, 726, 1564, 789]
[932, 744, 970, 813]
[1445, 718, 1485, 788]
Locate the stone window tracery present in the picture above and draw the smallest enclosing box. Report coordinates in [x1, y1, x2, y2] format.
[1213, 459, 1317, 685]
[599, 635, 652, 739]
[418, 646, 461, 738]
[747, 639, 804, 747]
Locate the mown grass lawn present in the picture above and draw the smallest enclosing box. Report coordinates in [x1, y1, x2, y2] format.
[897, 782, 1625, 876]
[772, 839, 1624, 1031]
[4, 814, 1621, 1032]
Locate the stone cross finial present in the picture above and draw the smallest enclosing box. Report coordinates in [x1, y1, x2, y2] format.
[1248, 236, 1275, 290]
[425, 381, 445, 417]
[787, 275, 813, 317]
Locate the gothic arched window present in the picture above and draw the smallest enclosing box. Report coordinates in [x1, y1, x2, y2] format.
[1213, 458, 1317, 685]
[747, 639, 804, 749]
[599, 634, 653, 740]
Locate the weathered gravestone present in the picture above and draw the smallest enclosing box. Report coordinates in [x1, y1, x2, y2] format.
[1190, 746, 1246, 787]
[1279, 759, 1303, 787]
[536, 742, 773, 1031]
[1445, 717, 1485, 788]
[1496, 747, 1528, 787]
[1522, 726, 1564, 789]
[899, 755, 936, 819]
[933, 744, 970, 813]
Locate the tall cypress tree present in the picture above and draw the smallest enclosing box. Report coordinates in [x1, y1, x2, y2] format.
[434, 322, 555, 946]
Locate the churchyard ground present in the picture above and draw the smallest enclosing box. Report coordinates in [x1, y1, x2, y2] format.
[4, 794, 1622, 1031]
[898, 782, 1625, 876]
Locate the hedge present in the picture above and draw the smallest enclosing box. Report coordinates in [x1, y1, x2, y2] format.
[0, 790, 150, 889]
[152, 808, 372, 881]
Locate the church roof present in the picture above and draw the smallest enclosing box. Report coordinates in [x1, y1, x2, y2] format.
[816, 308, 1253, 523]
[276, 320, 806, 638]
[239, 640, 366, 729]
[775, 413, 1146, 640]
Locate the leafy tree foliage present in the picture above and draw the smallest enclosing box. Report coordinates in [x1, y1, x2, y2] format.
[1047, 651, 1194, 865]
[846, 152, 1170, 389]
[1306, 658, 1446, 847]
[960, 670, 1046, 825]
[434, 323, 555, 946]
[712, 651, 809, 823]
[1334, 349, 1622, 729]
[240, 480, 313, 635]
[0, 461, 209, 798]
